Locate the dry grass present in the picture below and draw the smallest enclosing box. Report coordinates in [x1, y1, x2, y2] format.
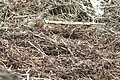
[0, 0, 120, 80]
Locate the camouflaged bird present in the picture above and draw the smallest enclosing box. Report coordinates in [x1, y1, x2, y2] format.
[36, 12, 49, 28]
[0, 72, 20, 80]
[27, 12, 49, 29]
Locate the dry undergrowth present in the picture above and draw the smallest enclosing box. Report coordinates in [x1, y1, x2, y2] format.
[0, 0, 120, 80]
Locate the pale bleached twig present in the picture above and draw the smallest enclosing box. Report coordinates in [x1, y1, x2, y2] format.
[22, 74, 29, 80]
[45, 20, 105, 25]
[31, 77, 52, 80]
[27, 41, 47, 57]
[61, 38, 74, 56]
[13, 15, 37, 18]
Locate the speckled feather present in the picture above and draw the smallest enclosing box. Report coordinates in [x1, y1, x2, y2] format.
[38, 18, 45, 27]
[37, 12, 48, 28]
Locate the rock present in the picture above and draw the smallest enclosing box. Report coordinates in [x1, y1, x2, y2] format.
[27, 21, 36, 27]
[0, 72, 21, 80]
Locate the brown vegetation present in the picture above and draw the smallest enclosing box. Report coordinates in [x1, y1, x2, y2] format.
[0, 0, 120, 80]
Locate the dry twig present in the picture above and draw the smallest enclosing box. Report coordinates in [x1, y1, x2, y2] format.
[45, 20, 105, 25]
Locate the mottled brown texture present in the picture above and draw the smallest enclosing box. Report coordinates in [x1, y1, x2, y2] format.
[35, 12, 49, 30]
[37, 18, 45, 28]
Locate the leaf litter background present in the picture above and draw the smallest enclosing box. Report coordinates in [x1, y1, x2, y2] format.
[0, 0, 120, 80]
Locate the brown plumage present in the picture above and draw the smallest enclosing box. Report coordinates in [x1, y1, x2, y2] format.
[27, 12, 49, 31]
[37, 12, 49, 28]
[36, 18, 45, 28]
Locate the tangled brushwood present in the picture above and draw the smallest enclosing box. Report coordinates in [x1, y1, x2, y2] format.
[0, 0, 120, 80]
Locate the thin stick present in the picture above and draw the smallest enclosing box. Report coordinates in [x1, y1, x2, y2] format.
[31, 77, 52, 80]
[45, 20, 105, 25]
[13, 15, 37, 18]
[61, 38, 74, 56]
[27, 41, 47, 57]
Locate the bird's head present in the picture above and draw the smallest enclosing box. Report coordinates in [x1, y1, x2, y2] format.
[39, 12, 49, 19]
